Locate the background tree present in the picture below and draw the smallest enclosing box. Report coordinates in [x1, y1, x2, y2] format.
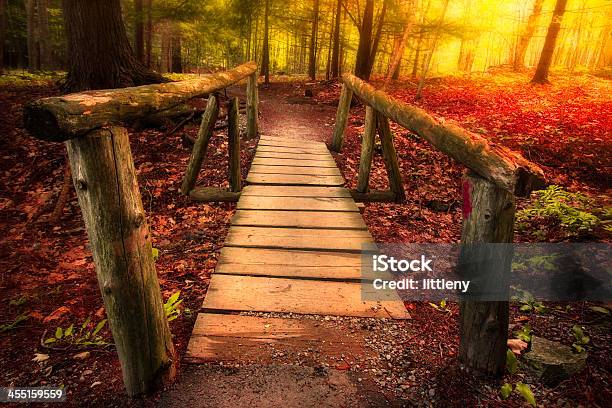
[531, 0, 568, 84]
[354, 0, 374, 79]
[308, 0, 319, 79]
[134, 0, 145, 63]
[0, 0, 5, 74]
[261, 0, 270, 83]
[330, 0, 342, 77]
[514, 0, 544, 71]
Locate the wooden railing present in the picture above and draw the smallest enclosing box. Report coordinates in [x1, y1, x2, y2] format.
[331, 74, 546, 376]
[23, 62, 259, 396]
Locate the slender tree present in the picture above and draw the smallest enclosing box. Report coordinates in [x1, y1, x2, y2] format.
[26, 0, 38, 70]
[531, 0, 568, 84]
[514, 0, 544, 71]
[385, 0, 414, 85]
[330, 0, 342, 77]
[308, 0, 319, 80]
[145, 0, 153, 67]
[61, 0, 165, 92]
[354, 0, 374, 79]
[261, 0, 270, 84]
[134, 0, 145, 63]
[366, 0, 388, 78]
[415, 0, 449, 100]
[0, 0, 6, 74]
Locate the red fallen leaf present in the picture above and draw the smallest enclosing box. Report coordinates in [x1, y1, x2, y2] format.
[515, 315, 530, 323]
[508, 339, 528, 355]
[336, 361, 351, 370]
[29, 311, 45, 320]
[95, 307, 105, 318]
[43, 306, 70, 323]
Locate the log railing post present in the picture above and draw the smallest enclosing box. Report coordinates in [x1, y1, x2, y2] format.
[228, 97, 241, 192]
[180, 95, 219, 195]
[357, 106, 376, 193]
[65, 127, 176, 396]
[376, 113, 405, 202]
[330, 83, 353, 152]
[458, 171, 516, 376]
[246, 72, 259, 139]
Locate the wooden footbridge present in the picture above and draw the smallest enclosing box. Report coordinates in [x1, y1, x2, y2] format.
[24, 62, 545, 397]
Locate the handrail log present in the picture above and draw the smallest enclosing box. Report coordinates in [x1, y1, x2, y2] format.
[24, 61, 258, 142]
[342, 74, 545, 196]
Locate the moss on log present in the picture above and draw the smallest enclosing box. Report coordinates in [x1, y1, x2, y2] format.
[25, 62, 257, 142]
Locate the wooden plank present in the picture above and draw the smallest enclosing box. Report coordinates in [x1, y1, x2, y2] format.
[255, 152, 334, 161]
[249, 165, 341, 177]
[237, 196, 358, 212]
[251, 158, 338, 168]
[185, 313, 367, 363]
[246, 173, 345, 186]
[232, 210, 366, 229]
[257, 145, 331, 155]
[225, 226, 373, 251]
[216, 247, 370, 280]
[259, 138, 328, 149]
[241, 185, 352, 198]
[201, 274, 411, 319]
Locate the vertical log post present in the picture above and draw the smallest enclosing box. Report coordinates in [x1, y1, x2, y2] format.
[228, 97, 241, 192]
[330, 83, 353, 152]
[246, 72, 259, 139]
[65, 127, 176, 396]
[180, 95, 219, 195]
[376, 113, 405, 202]
[458, 171, 516, 376]
[357, 106, 377, 193]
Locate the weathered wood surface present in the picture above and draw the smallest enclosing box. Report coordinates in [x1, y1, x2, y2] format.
[249, 165, 342, 176]
[216, 247, 368, 280]
[202, 274, 411, 319]
[232, 210, 367, 229]
[357, 106, 376, 193]
[189, 186, 241, 202]
[255, 151, 335, 160]
[256, 145, 331, 155]
[225, 226, 373, 251]
[246, 73, 259, 139]
[227, 97, 241, 192]
[252, 157, 338, 168]
[377, 113, 406, 202]
[342, 73, 545, 196]
[246, 173, 345, 186]
[66, 127, 175, 396]
[258, 138, 328, 150]
[330, 83, 353, 152]
[350, 189, 396, 203]
[185, 313, 367, 363]
[458, 171, 515, 376]
[241, 185, 352, 198]
[237, 196, 359, 212]
[25, 62, 257, 142]
[180, 95, 219, 195]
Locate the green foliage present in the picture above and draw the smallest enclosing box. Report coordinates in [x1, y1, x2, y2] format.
[152, 247, 160, 261]
[499, 383, 513, 400]
[8, 295, 28, 306]
[571, 325, 589, 353]
[0, 313, 29, 333]
[164, 291, 183, 322]
[506, 349, 518, 374]
[514, 324, 532, 343]
[44, 318, 109, 348]
[0, 71, 64, 87]
[515, 382, 536, 407]
[511, 287, 547, 314]
[428, 299, 450, 313]
[517, 185, 601, 235]
[589, 306, 610, 315]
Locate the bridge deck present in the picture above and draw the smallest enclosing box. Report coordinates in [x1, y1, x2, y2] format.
[186, 135, 409, 363]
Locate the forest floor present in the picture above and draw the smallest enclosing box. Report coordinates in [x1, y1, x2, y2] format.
[0, 70, 610, 407]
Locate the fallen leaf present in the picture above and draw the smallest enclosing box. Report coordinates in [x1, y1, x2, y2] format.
[507, 338, 528, 355]
[43, 306, 70, 323]
[73, 351, 91, 360]
[32, 353, 49, 363]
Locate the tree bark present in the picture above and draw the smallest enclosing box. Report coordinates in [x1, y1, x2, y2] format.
[354, 0, 374, 79]
[246, 72, 259, 139]
[330, 83, 353, 152]
[227, 97, 241, 192]
[0, 0, 6, 74]
[26, 0, 39, 71]
[24, 61, 257, 141]
[531, 0, 568, 84]
[514, 0, 544, 71]
[330, 0, 342, 78]
[385, 2, 414, 86]
[134, 0, 145, 64]
[341, 74, 545, 196]
[308, 0, 320, 80]
[357, 106, 376, 193]
[145, 0, 153, 67]
[36, 0, 50, 69]
[160, 21, 172, 73]
[61, 0, 166, 92]
[458, 171, 515, 376]
[376, 113, 405, 202]
[261, 0, 270, 84]
[366, 0, 388, 78]
[66, 127, 176, 396]
[171, 25, 182, 73]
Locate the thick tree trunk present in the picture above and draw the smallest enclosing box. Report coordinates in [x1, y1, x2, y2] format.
[341, 74, 545, 195]
[366, 0, 388, 78]
[308, 0, 319, 80]
[261, 0, 270, 84]
[531, 0, 568, 84]
[66, 127, 176, 396]
[61, 0, 166, 92]
[330, 0, 342, 78]
[354, 0, 374, 79]
[514, 0, 544, 71]
[134, 0, 145, 64]
[0, 0, 6, 74]
[458, 171, 515, 376]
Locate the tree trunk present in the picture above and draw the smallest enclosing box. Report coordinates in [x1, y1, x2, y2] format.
[416, 0, 450, 100]
[160, 22, 172, 74]
[134, 0, 145, 64]
[354, 0, 374, 79]
[330, 83, 353, 152]
[227, 97, 241, 192]
[261, 0, 270, 84]
[36, 0, 50, 69]
[531, 0, 568, 84]
[357, 106, 376, 193]
[514, 0, 544, 71]
[171, 25, 182, 73]
[308, 0, 319, 80]
[0, 0, 6, 74]
[411, 29, 423, 79]
[385, 2, 414, 86]
[366, 0, 388, 78]
[61, 0, 166, 92]
[458, 171, 515, 376]
[66, 127, 176, 396]
[145, 0, 153, 67]
[26, 0, 39, 71]
[330, 0, 342, 78]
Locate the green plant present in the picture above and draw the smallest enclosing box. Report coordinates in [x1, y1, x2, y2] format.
[515, 382, 536, 407]
[152, 247, 160, 261]
[44, 318, 109, 348]
[0, 313, 29, 333]
[571, 325, 589, 353]
[502, 355, 537, 406]
[506, 349, 518, 374]
[428, 299, 450, 313]
[9, 295, 28, 306]
[164, 291, 183, 322]
[511, 287, 547, 314]
[514, 324, 532, 343]
[517, 185, 600, 235]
